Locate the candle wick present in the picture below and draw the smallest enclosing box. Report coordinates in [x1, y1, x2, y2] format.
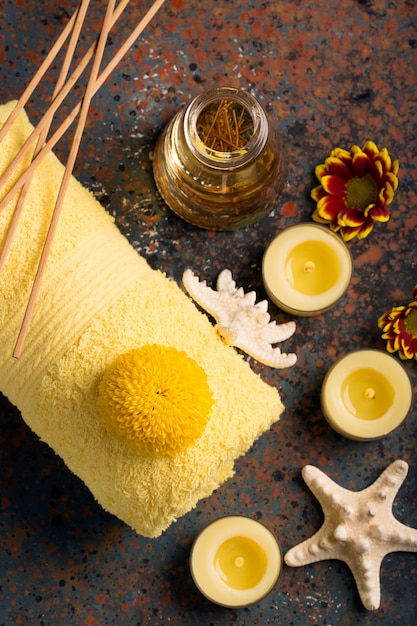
[304, 261, 315, 273]
[234, 556, 245, 567]
[364, 387, 375, 400]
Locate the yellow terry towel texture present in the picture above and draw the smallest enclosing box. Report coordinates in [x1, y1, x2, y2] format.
[0, 101, 284, 537]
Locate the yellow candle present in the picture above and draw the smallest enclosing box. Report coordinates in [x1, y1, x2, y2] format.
[214, 536, 268, 590]
[262, 224, 352, 316]
[341, 368, 395, 420]
[321, 350, 413, 440]
[190, 516, 281, 607]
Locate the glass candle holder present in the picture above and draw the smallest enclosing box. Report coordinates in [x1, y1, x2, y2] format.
[152, 86, 286, 230]
[321, 350, 413, 440]
[262, 224, 353, 316]
[190, 516, 282, 607]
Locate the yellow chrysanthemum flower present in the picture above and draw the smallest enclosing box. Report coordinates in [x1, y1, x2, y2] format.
[97, 345, 213, 457]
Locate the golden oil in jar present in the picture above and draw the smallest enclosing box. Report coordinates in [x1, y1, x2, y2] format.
[152, 86, 286, 230]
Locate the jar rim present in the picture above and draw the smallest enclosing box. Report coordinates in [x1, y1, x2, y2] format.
[184, 87, 269, 169]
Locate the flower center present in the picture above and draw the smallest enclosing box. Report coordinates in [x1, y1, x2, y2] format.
[344, 174, 378, 211]
[405, 308, 417, 338]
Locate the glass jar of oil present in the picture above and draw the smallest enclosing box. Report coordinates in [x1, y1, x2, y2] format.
[152, 86, 286, 230]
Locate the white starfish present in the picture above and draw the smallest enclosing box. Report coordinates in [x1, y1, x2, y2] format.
[284, 460, 417, 610]
[182, 268, 297, 369]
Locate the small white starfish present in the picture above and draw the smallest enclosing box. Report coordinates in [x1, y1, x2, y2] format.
[182, 268, 297, 369]
[284, 460, 417, 610]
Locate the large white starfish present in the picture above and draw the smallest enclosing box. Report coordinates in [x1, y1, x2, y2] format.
[182, 269, 297, 369]
[284, 460, 417, 610]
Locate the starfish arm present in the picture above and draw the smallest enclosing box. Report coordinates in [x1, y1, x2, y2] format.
[347, 518, 417, 610]
[384, 518, 417, 553]
[284, 522, 342, 567]
[285, 529, 384, 610]
[347, 555, 383, 611]
[363, 459, 409, 508]
[216, 268, 236, 293]
[182, 269, 231, 326]
[259, 319, 296, 343]
[254, 298, 268, 312]
[302, 465, 353, 509]
[240, 291, 257, 307]
[217, 269, 257, 301]
[228, 314, 297, 367]
[233, 335, 297, 368]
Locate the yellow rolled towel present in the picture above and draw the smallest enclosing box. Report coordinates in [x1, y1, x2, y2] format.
[0, 101, 284, 537]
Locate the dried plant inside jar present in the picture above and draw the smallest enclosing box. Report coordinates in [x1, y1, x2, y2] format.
[196, 99, 254, 152]
[152, 86, 286, 230]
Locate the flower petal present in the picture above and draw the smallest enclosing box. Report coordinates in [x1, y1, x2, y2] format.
[392, 305, 407, 317]
[320, 174, 346, 196]
[340, 225, 363, 241]
[401, 337, 415, 359]
[363, 140, 380, 158]
[315, 163, 329, 179]
[312, 208, 330, 224]
[331, 147, 351, 161]
[385, 171, 399, 191]
[351, 149, 370, 177]
[329, 221, 341, 233]
[378, 181, 395, 205]
[378, 312, 390, 330]
[369, 158, 384, 182]
[379, 147, 391, 170]
[363, 203, 376, 217]
[311, 184, 327, 202]
[393, 333, 402, 350]
[356, 217, 374, 239]
[316, 195, 347, 221]
[368, 204, 390, 222]
[326, 157, 353, 180]
[338, 207, 365, 227]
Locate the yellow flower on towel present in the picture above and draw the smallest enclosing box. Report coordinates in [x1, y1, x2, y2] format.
[97, 345, 213, 457]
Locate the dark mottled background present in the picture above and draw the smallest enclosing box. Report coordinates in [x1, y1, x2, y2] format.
[1, 0, 416, 624]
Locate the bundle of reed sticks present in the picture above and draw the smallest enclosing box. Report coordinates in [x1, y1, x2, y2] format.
[0, 0, 167, 358]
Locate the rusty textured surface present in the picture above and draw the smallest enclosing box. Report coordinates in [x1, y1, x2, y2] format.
[0, 0, 416, 624]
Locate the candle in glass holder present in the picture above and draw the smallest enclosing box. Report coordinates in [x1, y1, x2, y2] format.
[321, 350, 413, 440]
[190, 516, 281, 607]
[262, 224, 352, 316]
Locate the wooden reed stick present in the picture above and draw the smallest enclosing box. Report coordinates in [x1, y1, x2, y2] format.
[2, 0, 169, 358]
[0, 7, 79, 146]
[0, 0, 92, 275]
[0, 0, 132, 205]
[51, 0, 93, 98]
[0, 0, 167, 217]
[13, 0, 118, 358]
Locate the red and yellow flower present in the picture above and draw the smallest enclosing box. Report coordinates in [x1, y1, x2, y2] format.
[311, 141, 399, 241]
[378, 286, 417, 360]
